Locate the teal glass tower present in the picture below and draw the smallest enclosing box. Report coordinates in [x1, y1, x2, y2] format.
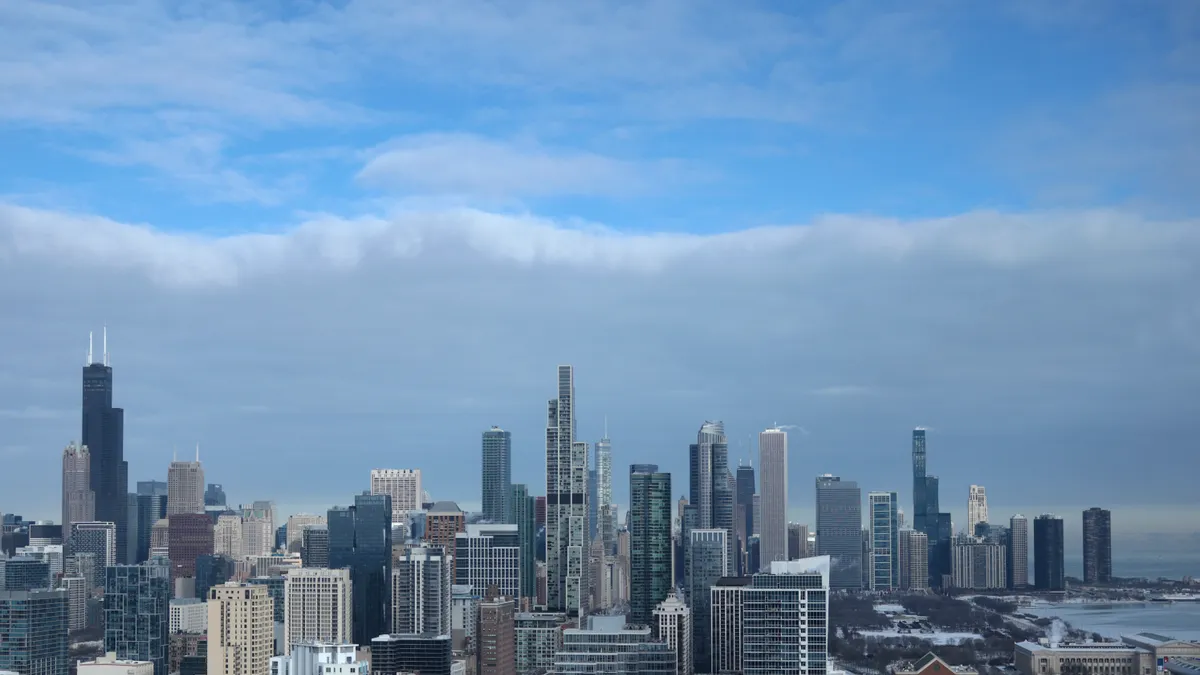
[629, 464, 672, 627]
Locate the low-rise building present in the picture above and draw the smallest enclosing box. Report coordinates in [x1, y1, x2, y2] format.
[895, 652, 976, 675]
[1122, 634, 1200, 666]
[78, 652, 155, 675]
[1015, 641, 1155, 675]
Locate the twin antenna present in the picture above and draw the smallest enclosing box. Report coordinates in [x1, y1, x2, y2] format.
[86, 327, 110, 366]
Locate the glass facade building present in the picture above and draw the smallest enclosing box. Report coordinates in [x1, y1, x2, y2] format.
[104, 562, 170, 675]
[511, 483, 537, 601]
[329, 492, 392, 646]
[1034, 514, 1065, 591]
[687, 529, 728, 674]
[868, 492, 899, 591]
[742, 560, 829, 675]
[1082, 507, 1112, 584]
[628, 464, 672, 628]
[481, 428, 513, 524]
[0, 589, 68, 675]
[369, 634, 452, 675]
[814, 475, 862, 590]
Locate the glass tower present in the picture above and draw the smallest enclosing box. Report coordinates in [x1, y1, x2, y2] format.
[82, 339, 129, 563]
[628, 464, 672, 627]
[0, 589, 69, 675]
[868, 493, 898, 591]
[815, 475, 862, 590]
[1082, 507, 1112, 584]
[1034, 514, 1065, 591]
[104, 562, 170, 675]
[328, 492, 393, 645]
[511, 483, 537, 601]
[481, 427, 513, 524]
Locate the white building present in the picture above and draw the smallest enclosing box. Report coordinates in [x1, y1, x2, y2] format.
[654, 591, 693, 675]
[62, 576, 89, 630]
[967, 485, 989, 536]
[451, 584, 479, 643]
[78, 652, 154, 675]
[167, 454, 205, 516]
[1009, 514, 1029, 588]
[951, 538, 1006, 590]
[171, 598, 209, 633]
[391, 546, 451, 635]
[516, 613, 569, 675]
[710, 578, 751, 675]
[215, 515, 245, 559]
[243, 516, 275, 558]
[897, 529, 928, 591]
[284, 569, 353, 654]
[208, 583, 274, 675]
[722, 557, 831, 675]
[270, 643, 366, 675]
[454, 524, 521, 600]
[757, 428, 788, 568]
[16, 544, 64, 579]
[369, 469, 423, 521]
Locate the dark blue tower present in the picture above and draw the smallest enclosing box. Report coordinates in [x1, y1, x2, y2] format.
[329, 492, 392, 645]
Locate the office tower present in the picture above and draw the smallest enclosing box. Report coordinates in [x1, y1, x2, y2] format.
[1007, 515, 1029, 588]
[742, 558, 830, 675]
[897, 530, 928, 590]
[516, 613, 568, 674]
[455, 524, 522, 599]
[66, 553, 97, 593]
[3, 557, 51, 591]
[63, 442, 95, 537]
[545, 365, 589, 618]
[300, 527, 329, 568]
[104, 562, 170, 675]
[327, 492, 392, 646]
[240, 502, 275, 557]
[0, 589, 69, 675]
[911, 428, 942, 583]
[207, 583, 273, 675]
[757, 428, 788, 569]
[82, 331, 130, 564]
[1082, 507, 1113, 584]
[511, 484, 537, 601]
[60, 576, 88, 630]
[815, 475, 862, 589]
[482, 428, 513, 524]
[950, 538, 1006, 590]
[787, 523, 804, 561]
[135, 492, 169, 564]
[282, 568, 352, 654]
[869, 492, 899, 591]
[687, 422, 734, 574]
[14, 544, 62, 578]
[70, 521, 117, 585]
[168, 514, 213, 582]
[654, 592, 693, 675]
[550, 615, 676, 674]
[213, 515, 244, 559]
[1033, 514, 1065, 591]
[911, 429, 927, 531]
[711, 577, 751, 675]
[168, 453, 205, 516]
[425, 501, 466, 563]
[628, 464, 672, 627]
[193, 555, 232, 603]
[204, 485, 226, 508]
[478, 595, 516, 675]
[687, 529, 727, 675]
[735, 463, 755, 548]
[967, 486, 988, 536]
[369, 469, 422, 522]
[392, 545, 451, 635]
[452, 584, 481, 646]
[283, 515, 323, 554]
[596, 432, 614, 555]
[246, 577, 284, 630]
[370, 634, 453, 675]
[26, 524, 63, 547]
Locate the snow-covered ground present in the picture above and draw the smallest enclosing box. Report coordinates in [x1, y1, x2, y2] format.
[859, 629, 983, 645]
[873, 604, 907, 614]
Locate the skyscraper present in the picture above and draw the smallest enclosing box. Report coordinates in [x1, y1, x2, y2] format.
[301, 527, 329, 568]
[204, 484, 226, 508]
[869, 492, 899, 591]
[911, 429, 947, 587]
[82, 331, 129, 563]
[628, 464, 671, 628]
[587, 469, 598, 543]
[1033, 514, 1065, 592]
[369, 469, 422, 522]
[167, 514, 213, 582]
[482, 427, 513, 524]
[735, 463, 755, 573]
[545, 365, 588, 617]
[897, 529, 928, 590]
[596, 432, 614, 555]
[654, 592, 693, 675]
[510, 484, 537, 601]
[1082, 507, 1112, 584]
[104, 562, 170, 675]
[167, 452, 205, 516]
[134, 484, 168, 564]
[1008, 514, 1029, 589]
[391, 546, 451, 635]
[815, 475, 862, 590]
[456, 524, 522, 599]
[62, 442, 95, 537]
[0, 589, 69, 675]
[213, 515, 244, 559]
[207, 583, 273, 675]
[687, 529, 728, 675]
[967, 485, 989, 536]
[477, 595, 516, 675]
[758, 428, 788, 569]
[283, 568, 352, 654]
[70, 521, 117, 585]
[686, 422, 734, 571]
[742, 557, 830, 675]
[327, 492, 392, 646]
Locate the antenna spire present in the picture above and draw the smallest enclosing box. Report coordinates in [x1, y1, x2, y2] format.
[102, 325, 109, 366]
[173, 447, 178, 462]
[196, 443, 200, 462]
[604, 415, 608, 439]
[87, 331, 93, 365]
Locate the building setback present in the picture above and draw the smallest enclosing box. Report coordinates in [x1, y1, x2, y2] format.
[1082, 508, 1112, 584]
[550, 615, 675, 674]
[545, 365, 589, 618]
[369, 634, 453, 675]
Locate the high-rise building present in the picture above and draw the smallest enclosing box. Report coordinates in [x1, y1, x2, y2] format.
[688, 422, 734, 577]
[477, 595, 515, 675]
[950, 538, 1006, 590]
[392, 545, 451, 635]
[710, 577, 751, 675]
[550, 615, 676, 674]
[967, 486, 989, 536]
[269, 643, 365, 675]
[369, 469, 422, 522]
[911, 428, 946, 586]
[301, 527, 329, 568]
[104, 562, 171, 675]
[70, 521, 117, 585]
[246, 577, 284, 624]
[545, 365, 588, 617]
[169, 598, 207, 634]
[213, 515, 244, 559]
[516, 612, 569, 675]
[82, 331, 130, 564]
[628, 464, 671, 628]
[425, 502, 466, 571]
[815, 475, 862, 589]
[240, 502, 275, 558]
[1082, 507, 1112, 584]
[687, 529, 727, 675]
[327, 492, 392, 646]
[66, 552, 99, 592]
[206, 583, 273, 675]
[204, 485, 226, 508]
[0, 588, 69, 675]
[282, 568, 352, 654]
[897, 529, 928, 590]
[596, 433, 615, 556]
[735, 463, 756, 575]
[370, 634, 453, 675]
[742, 557, 830, 675]
[455, 524, 522, 600]
[787, 523, 810, 561]
[1033, 514, 1065, 592]
[62, 442, 95, 537]
[757, 428, 788, 569]
[168, 514, 213, 582]
[587, 469, 598, 545]
[869, 492, 899, 591]
[134, 490, 168, 564]
[61, 575, 89, 630]
[1008, 515, 1029, 589]
[482, 428, 513, 524]
[194, 555, 234, 604]
[654, 592, 693, 675]
[510, 484, 537, 601]
[167, 454, 205, 516]
[2, 556, 51, 591]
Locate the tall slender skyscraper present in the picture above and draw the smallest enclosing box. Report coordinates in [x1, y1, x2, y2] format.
[328, 492, 392, 646]
[1033, 514, 1065, 591]
[595, 432, 614, 555]
[868, 492, 899, 591]
[911, 429, 927, 533]
[758, 428, 788, 569]
[628, 464, 671, 627]
[1007, 514, 1029, 589]
[62, 442, 95, 537]
[167, 451, 205, 516]
[687, 529, 727, 674]
[1082, 507, 1112, 584]
[688, 422, 734, 577]
[482, 427, 513, 524]
[82, 330, 129, 563]
[735, 462, 755, 572]
[967, 485, 989, 536]
[545, 365, 588, 617]
[911, 428, 946, 586]
[510, 484, 537, 601]
[815, 475, 862, 590]
[391, 546, 451, 635]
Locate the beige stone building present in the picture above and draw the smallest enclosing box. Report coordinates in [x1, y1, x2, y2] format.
[283, 569, 352, 655]
[208, 583, 274, 675]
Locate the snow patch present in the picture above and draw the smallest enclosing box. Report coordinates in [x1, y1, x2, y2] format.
[859, 629, 982, 645]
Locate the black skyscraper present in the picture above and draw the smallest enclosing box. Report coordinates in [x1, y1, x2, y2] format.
[735, 463, 755, 575]
[329, 492, 392, 646]
[83, 333, 129, 562]
[911, 429, 947, 587]
[1033, 514, 1065, 591]
[912, 429, 927, 532]
[1082, 508, 1112, 584]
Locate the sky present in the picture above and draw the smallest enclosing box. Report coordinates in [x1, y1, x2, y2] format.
[1, 1, 1199, 554]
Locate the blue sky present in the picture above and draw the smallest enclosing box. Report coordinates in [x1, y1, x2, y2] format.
[1, 1, 1199, 556]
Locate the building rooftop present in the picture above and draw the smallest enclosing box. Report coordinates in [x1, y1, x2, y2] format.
[428, 501, 463, 514]
[1017, 641, 1150, 654]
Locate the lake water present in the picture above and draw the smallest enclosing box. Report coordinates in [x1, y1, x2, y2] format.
[1025, 602, 1200, 641]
